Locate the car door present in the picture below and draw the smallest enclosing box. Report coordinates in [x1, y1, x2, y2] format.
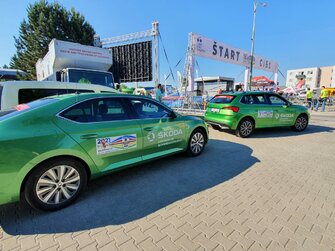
[247, 94, 274, 127]
[127, 97, 187, 161]
[56, 97, 143, 172]
[266, 94, 296, 126]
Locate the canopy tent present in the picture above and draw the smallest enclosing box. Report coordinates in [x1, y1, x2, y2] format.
[251, 76, 275, 87]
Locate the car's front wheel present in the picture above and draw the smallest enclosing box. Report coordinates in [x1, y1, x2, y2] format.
[236, 118, 255, 138]
[291, 114, 308, 132]
[187, 129, 206, 156]
[24, 157, 87, 211]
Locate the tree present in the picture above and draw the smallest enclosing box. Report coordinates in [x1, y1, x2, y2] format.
[10, 0, 95, 80]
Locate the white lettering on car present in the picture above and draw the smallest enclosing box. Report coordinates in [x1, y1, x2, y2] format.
[275, 113, 294, 120]
[280, 113, 294, 118]
[158, 129, 183, 139]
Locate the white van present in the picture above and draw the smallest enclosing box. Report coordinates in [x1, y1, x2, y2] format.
[0, 81, 118, 110]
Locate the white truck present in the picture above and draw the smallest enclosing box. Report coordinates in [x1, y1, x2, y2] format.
[36, 39, 115, 88]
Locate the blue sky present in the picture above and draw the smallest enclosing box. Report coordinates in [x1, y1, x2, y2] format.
[1, 0, 334, 86]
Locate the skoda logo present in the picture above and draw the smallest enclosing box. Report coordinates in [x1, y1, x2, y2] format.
[147, 132, 155, 142]
[275, 113, 280, 119]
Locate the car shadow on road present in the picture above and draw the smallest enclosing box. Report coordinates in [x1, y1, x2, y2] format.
[0, 139, 259, 235]
[218, 124, 334, 138]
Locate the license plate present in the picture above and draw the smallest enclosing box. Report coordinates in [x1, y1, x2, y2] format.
[211, 108, 220, 113]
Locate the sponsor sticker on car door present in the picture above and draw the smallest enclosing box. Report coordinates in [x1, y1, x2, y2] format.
[257, 110, 273, 118]
[96, 134, 137, 155]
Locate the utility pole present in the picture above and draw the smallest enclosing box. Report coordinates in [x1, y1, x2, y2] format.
[152, 21, 160, 87]
[249, 0, 267, 91]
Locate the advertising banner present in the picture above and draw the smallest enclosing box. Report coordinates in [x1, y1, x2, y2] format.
[192, 33, 278, 72]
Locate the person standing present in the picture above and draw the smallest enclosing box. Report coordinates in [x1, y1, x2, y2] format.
[202, 91, 209, 110]
[316, 86, 329, 112]
[306, 88, 313, 109]
[155, 84, 163, 102]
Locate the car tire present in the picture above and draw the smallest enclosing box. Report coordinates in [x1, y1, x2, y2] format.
[210, 124, 221, 130]
[187, 129, 206, 157]
[236, 118, 254, 138]
[24, 157, 87, 211]
[291, 114, 308, 132]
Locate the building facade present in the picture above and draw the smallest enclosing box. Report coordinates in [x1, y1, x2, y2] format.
[319, 66, 335, 87]
[286, 66, 335, 89]
[286, 67, 319, 89]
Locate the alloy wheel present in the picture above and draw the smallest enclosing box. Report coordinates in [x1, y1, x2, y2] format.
[36, 165, 81, 205]
[240, 120, 253, 137]
[295, 116, 307, 131]
[190, 132, 205, 154]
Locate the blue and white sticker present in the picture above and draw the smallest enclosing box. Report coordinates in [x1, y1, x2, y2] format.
[258, 110, 273, 118]
[96, 134, 137, 155]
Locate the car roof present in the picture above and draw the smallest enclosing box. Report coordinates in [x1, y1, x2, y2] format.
[0, 80, 117, 92]
[45, 92, 149, 101]
[215, 91, 276, 96]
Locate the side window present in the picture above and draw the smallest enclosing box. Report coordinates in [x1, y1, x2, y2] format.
[96, 99, 128, 121]
[130, 98, 171, 119]
[60, 99, 95, 122]
[240, 95, 251, 104]
[268, 95, 287, 106]
[60, 98, 128, 122]
[249, 94, 267, 105]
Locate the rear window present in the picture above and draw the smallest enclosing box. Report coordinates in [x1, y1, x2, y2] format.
[0, 98, 57, 121]
[210, 95, 236, 104]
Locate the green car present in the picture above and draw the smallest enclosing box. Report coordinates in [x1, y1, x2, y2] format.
[205, 91, 309, 137]
[0, 93, 208, 210]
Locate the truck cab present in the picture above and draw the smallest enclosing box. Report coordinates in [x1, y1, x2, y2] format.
[59, 68, 114, 88]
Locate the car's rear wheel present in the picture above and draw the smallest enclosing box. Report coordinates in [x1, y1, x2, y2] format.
[236, 118, 254, 138]
[24, 157, 87, 211]
[291, 114, 308, 132]
[187, 129, 206, 156]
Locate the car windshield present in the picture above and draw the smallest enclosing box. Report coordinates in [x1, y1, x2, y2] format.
[68, 69, 114, 88]
[0, 98, 57, 121]
[210, 95, 236, 104]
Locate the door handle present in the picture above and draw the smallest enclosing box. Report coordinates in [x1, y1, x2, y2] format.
[80, 134, 98, 139]
[144, 127, 153, 131]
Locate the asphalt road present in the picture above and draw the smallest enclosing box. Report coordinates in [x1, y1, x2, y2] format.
[310, 111, 335, 122]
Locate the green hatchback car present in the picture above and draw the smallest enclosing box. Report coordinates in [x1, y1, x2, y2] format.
[0, 93, 208, 210]
[205, 91, 309, 137]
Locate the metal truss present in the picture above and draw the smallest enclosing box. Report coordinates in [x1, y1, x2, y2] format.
[101, 29, 153, 47]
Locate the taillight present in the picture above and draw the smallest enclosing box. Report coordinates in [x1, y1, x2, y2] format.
[223, 106, 239, 112]
[15, 104, 30, 111]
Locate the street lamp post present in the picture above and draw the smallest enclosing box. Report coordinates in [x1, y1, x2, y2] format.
[249, 0, 267, 91]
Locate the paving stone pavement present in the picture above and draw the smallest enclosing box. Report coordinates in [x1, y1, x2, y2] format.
[1, 119, 335, 251]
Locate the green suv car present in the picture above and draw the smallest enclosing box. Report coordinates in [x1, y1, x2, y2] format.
[205, 91, 309, 137]
[0, 93, 208, 210]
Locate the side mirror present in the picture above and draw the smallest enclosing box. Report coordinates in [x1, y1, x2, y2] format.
[283, 102, 290, 108]
[169, 111, 177, 119]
